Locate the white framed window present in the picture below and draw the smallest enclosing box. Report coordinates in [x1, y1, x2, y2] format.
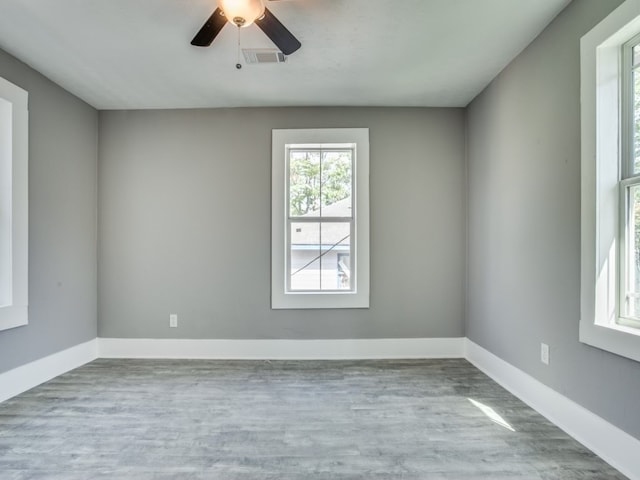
[0, 76, 28, 331]
[619, 33, 640, 330]
[272, 128, 369, 309]
[580, 0, 640, 362]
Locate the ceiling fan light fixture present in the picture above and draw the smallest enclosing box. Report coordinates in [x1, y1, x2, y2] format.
[219, 0, 265, 28]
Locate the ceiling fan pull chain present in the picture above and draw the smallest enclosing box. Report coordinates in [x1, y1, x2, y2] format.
[236, 26, 242, 70]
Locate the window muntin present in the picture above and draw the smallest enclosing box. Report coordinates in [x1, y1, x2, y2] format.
[286, 147, 354, 293]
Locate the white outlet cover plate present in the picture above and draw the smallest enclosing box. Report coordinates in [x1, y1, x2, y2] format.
[541, 343, 550, 365]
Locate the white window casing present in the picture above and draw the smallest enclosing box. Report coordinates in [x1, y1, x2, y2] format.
[272, 128, 369, 309]
[580, 0, 640, 362]
[0, 76, 28, 331]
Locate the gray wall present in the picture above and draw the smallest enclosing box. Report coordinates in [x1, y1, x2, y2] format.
[466, 0, 640, 439]
[98, 108, 466, 339]
[0, 49, 98, 374]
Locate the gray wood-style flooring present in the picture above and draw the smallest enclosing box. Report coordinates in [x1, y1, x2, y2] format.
[0, 359, 627, 479]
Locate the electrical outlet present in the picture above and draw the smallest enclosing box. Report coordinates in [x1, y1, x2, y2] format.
[541, 343, 550, 365]
[169, 314, 178, 328]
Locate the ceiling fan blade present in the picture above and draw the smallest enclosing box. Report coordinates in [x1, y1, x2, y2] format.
[255, 7, 301, 55]
[191, 8, 227, 47]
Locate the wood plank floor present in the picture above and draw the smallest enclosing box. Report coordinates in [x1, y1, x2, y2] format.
[0, 359, 627, 479]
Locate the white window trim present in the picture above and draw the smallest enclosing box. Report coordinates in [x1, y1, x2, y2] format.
[0, 76, 28, 331]
[580, 0, 640, 362]
[271, 128, 369, 309]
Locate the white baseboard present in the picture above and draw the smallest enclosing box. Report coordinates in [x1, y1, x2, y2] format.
[0, 339, 98, 403]
[465, 339, 640, 480]
[98, 337, 466, 360]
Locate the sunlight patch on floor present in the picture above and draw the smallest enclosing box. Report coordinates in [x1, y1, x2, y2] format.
[468, 398, 515, 432]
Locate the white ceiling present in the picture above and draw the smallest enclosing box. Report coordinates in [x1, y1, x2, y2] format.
[0, 0, 571, 110]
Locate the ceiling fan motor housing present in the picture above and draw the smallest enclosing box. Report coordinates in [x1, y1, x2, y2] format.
[219, 0, 265, 28]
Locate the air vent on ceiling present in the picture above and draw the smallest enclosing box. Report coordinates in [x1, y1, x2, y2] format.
[242, 48, 286, 64]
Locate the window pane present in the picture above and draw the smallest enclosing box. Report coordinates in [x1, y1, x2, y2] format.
[337, 253, 351, 291]
[627, 185, 640, 318]
[634, 45, 640, 66]
[289, 150, 320, 217]
[290, 222, 320, 290]
[320, 150, 352, 217]
[320, 222, 351, 290]
[634, 69, 640, 174]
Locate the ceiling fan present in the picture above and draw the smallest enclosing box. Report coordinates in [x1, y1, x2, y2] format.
[191, 0, 301, 56]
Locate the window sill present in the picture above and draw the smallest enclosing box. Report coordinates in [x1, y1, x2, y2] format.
[272, 291, 369, 310]
[579, 318, 640, 362]
[0, 305, 28, 332]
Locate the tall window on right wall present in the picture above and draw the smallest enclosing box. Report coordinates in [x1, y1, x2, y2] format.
[620, 34, 640, 330]
[580, 0, 640, 362]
